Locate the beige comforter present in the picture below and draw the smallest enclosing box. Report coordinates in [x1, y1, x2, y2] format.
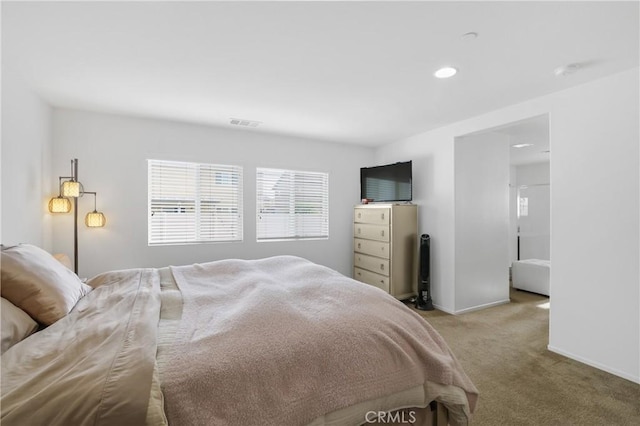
[162, 256, 477, 425]
[1, 256, 477, 426]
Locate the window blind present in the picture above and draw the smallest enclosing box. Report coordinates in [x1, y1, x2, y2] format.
[148, 159, 243, 245]
[256, 168, 329, 241]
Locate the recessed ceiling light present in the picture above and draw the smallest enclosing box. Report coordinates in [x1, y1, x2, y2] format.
[511, 143, 534, 148]
[434, 67, 457, 79]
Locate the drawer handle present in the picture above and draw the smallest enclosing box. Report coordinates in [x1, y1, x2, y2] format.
[357, 228, 361, 234]
[380, 280, 385, 284]
[381, 213, 385, 220]
[381, 230, 385, 237]
[357, 243, 361, 249]
[380, 264, 385, 271]
[357, 212, 361, 219]
[357, 272, 362, 276]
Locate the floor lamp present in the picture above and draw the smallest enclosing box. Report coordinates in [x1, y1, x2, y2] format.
[48, 158, 106, 274]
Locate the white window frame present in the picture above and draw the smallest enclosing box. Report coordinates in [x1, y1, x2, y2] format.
[256, 167, 329, 242]
[148, 159, 243, 245]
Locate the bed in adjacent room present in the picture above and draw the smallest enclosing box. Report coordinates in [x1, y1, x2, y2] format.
[512, 259, 550, 296]
[1, 244, 477, 426]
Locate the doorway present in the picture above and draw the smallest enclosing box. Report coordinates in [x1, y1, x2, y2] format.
[452, 113, 550, 312]
[503, 114, 551, 266]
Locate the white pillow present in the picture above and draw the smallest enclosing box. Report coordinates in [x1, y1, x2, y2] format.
[1, 297, 38, 354]
[1, 244, 91, 325]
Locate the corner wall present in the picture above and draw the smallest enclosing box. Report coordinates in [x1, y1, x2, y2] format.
[374, 131, 457, 312]
[375, 68, 639, 383]
[548, 68, 639, 383]
[454, 132, 510, 313]
[52, 109, 374, 278]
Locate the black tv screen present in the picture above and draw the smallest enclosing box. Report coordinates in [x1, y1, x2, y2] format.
[360, 161, 412, 202]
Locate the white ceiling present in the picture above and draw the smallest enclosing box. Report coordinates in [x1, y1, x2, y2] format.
[3, 1, 638, 147]
[502, 115, 550, 166]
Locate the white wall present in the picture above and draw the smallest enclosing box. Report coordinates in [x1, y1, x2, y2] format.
[376, 68, 639, 383]
[52, 109, 373, 278]
[375, 131, 456, 312]
[454, 132, 510, 313]
[548, 69, 639, 383]
[1, 67, 53, 249]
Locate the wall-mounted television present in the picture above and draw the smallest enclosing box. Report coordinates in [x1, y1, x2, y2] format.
[360, 161, 412, 202]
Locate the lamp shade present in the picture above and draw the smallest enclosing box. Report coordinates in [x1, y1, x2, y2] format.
[48, 196, 72, 213]
[85, 211, 106, 227]
[62, 181, 81, 197]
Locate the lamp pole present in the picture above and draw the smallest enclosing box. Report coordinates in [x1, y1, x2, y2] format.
[72, 159, 79, 274]
[49, 158, 105, 274]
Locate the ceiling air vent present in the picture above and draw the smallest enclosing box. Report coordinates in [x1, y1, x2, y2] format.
[230, 118, 261, 128]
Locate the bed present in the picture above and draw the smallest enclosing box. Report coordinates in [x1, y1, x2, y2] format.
[1, 244, 478, 426]
[512, 259, 550, 296]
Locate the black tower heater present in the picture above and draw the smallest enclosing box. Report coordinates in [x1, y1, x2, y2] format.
[415, 234, 434, 311]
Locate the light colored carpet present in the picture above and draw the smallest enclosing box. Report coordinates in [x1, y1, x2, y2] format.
[407, 290, 640, 425]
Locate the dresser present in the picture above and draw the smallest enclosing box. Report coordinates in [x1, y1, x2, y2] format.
[353, 204, 418, 300]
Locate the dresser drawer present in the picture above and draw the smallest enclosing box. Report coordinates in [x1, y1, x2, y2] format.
[354, 238, 389, 259]
[354, 253, 390, 276]
[354, 208, 390, 225]
[353, 223, 390, 242]
[353, 267, 390, 292]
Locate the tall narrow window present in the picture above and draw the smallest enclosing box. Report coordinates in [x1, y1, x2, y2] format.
[256, 168, 329, 241]
[148, 159, 243, 245]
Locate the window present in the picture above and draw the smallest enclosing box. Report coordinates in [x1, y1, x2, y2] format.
[148, 159, 243, 245]
[256, 168, 329, 241]
[518, 196, 529, 218]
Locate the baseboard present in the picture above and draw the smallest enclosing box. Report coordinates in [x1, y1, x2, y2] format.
[432, 303, 455, 315]
[432, 299, 510, 315]
[453, 298, 510, 315]
[548, 345, 640, 384]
